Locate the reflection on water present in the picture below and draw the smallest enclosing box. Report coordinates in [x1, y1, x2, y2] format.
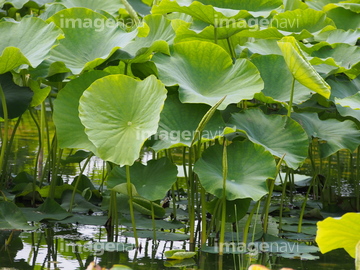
[1, 223, 355, 270]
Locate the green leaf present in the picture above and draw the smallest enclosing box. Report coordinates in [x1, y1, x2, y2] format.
[316, 212, 360, 258]
[132, 196, 166, 218]
[0, 17, 63, 73]
[0, 72, 33, 119]
[206, 197, 251, 222]
[58, 0, 123, 14]
[150, 94, 225, 151]
[194, 141, 277, 201]
[152, 0, 251, 25]
[252, 54, 314, 105]
[28, 80, 51, 107]
[0, 201, 34, 230]
[313, 29, 360, 46]
[311, 43, 360, 79]
[164, 249, 197, 260]
[335, 92, 360, 110]
[23, 198, 72, 221]
[292, 112, 360, 158]
[227, 109, 309, 169]
[53, 71, 108, 151]
[271, 9, 335, 38]
[61, 150, 92, 164]
[153, 41, 263, 109]
[117, 14, 175, 63]
[79, 75, 167, 166]
[325, 4, 360, 30]
[277, 36, 331, 99]
[47, 8, 137, 74]
[107, 158, 178, 201]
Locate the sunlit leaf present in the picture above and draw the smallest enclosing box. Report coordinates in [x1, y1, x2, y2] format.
[79, 75, 167, 166]
[316, 212, 360, 258]
[277, 36, 331, 99]
[153, 40, 263, 109]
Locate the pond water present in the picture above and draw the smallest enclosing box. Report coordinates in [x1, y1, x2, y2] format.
[1, 111, 357, 270]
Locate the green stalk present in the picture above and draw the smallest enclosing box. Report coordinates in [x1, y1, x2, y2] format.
[150, 202, 157, 243]
[126, 165, 139, 248]
[226, 37, 236, 63]
[219, 141, 227, 255]
[120, 0, 140, 25]
[188, 146, 196, 250]
[263, 155, 285, 233]
[1, 115, 22, 183]
[243, 200, 260, 245]
[68, 153, 94, 212]
[200, 185, 207, 245]
[287, 76, 295, 117]
[298, 175, 316, 233]
[0, 84, 9, 187]
[278, 168, 290, 231]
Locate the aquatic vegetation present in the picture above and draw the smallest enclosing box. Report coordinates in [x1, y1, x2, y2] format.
[0, 0, 360, 269]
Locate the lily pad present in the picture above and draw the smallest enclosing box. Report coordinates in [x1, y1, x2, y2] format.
[107, 158, 177, 201]
[53, 70, 108, 152]
[252, 54, 314, 105]
[79, 74, 167, 166]
[292, 112, 360, 158]
[164, 249, 196, 260]
[153, 40, 264, 109]
[0, 201, 34, 230]
[150, 94, 225, 151]
[47, 8, 137, 74]
[0, 16, 63, 73]
[227, 109, 309, 169]
[194, 141, 277, 201]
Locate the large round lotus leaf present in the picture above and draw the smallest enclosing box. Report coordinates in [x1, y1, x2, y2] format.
[311, 43, 360, 79]
[0, 72, 33, 119]
[58, 0, 123, 14]
[271, 9, 335, 34]
[252, 55, 313, 105]
[117, 14, 175, 63]
[198, 0, 282, 13]
[277, 36, 331, 99]
[47, 8, 137, 74]
[291, 112, 360, 158]
[0, 16, 63, 74]
[152, 41, 263, 110]
[227, 109, 308, 169]
[79, 75, 167, 166]
[325, 4, 360, 30]
[152, 0, 251, 25]
[107, 157, 178, 201]
[194, 141, 277, 201]
[53, 71, 109, 152]
[150, 94, 226, 151]
[316, 212, 360, 258]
